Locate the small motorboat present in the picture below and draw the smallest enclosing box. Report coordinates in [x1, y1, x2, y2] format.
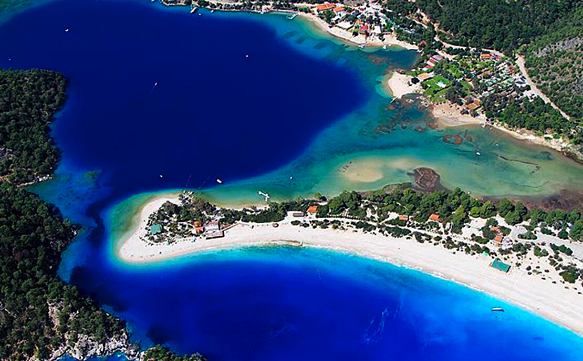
[216, 178, 223, 184]
[491, 307, 504, 312]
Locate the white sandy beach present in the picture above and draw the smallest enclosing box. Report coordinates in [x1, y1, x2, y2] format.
[430, 102, 485, 128]
[298, 13, 418, 50]
[117, 196, 583, 336]
[385, 71, 420, 99]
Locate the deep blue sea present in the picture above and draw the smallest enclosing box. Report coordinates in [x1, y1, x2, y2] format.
[1, 1, 583, 360]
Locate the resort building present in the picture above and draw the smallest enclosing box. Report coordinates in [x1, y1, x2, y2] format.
[465, 99, 481, 111]
[315, 3, 336, 13]
[206, 220, 221, 231]
[417, 73, 433, 82]
[194, 220, 205, 235]
[307, 205, 318, 215]
[428, 214, 441, 222]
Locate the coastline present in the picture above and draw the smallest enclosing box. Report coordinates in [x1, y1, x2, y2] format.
[384, 70, 420, 99]
[116, 196, 583, 337]
[429, 102, 485, 128]
[383, 71, 581, 159]
[180, 3, 580, 161]
[296, 12, 418, 50]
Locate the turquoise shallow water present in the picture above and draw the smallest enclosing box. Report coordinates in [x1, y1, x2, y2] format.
[2, 1, 583, 360]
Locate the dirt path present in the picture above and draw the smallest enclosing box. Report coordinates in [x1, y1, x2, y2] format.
[515, 55, 571, 120]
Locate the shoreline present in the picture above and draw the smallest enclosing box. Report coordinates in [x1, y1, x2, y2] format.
[296, 12, 418, 50]
[182, 2, 419, 50]
[116, 196, 583, 337]
[384, 70, 420, 99]
[383, 72, 581, 159]
[181, 3, 579, 160]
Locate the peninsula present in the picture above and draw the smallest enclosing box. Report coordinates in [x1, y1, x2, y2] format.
[118, 187, 583, 335]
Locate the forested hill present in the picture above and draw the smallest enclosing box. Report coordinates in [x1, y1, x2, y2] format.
[415, 0, 580, 53]
[0, 183, 129, 360]
[524, 7, 583, 119]
[0, 69, 128, 360]
[0, 70, 206, 360]
[0, 69, 66, 184]
[410, 0, 582, 122]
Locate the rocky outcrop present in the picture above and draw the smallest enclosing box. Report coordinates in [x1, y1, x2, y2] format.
[410, 167, 442, 192]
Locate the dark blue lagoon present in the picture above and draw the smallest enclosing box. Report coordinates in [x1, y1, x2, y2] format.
[0, 0, 367, 201]
[2, 1, 583, 361]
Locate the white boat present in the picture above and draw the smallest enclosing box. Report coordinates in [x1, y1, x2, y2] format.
[476, 151, 481, 156]
[216, 178, 223, 184]
[491, 307, 504, 312]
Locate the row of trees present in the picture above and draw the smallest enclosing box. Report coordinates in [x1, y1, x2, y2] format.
[323, 185, 583, 241]
[219, 184, 583, 242]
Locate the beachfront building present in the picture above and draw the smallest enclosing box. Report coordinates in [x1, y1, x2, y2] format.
[194, 220, 205, 235]
[315, 3, 335, 14]
[307, 205, 318, 217]
[206, 220, 221, 231]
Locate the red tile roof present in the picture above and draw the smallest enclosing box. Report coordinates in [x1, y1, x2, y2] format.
[316, 3, 335, 11]
[429, 214, 440, 222]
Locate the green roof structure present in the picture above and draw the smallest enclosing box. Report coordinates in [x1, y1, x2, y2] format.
[490, 258, 511, 273]
[150, 223, 163, 235]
